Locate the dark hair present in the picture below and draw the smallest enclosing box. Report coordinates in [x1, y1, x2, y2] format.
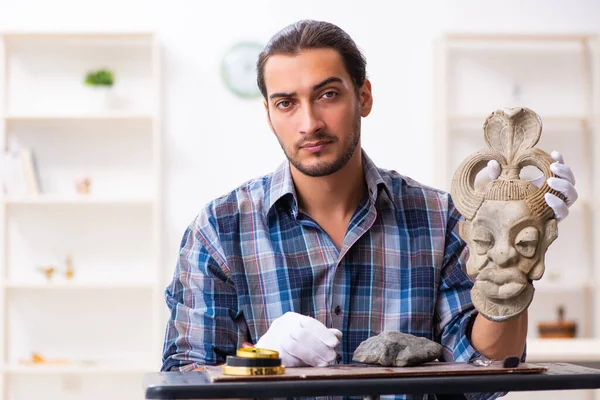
[256, 20, 367, 99]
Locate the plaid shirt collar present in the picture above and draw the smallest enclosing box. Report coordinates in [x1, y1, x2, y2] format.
[265, 149, 393, 219]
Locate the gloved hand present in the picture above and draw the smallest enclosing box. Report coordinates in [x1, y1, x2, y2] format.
[487, 150, 578, 221]
[255, 312, 342, 367]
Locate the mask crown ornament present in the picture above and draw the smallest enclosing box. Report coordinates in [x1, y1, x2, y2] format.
[451, 107, 564, 322]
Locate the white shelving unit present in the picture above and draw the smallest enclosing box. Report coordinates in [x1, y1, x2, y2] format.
[0, 32, 162, 400]
[4, 363, 153, 375]
[1, 195, 155, 205]
[526, 338, 600, 363]
[434, 33, 599, 400]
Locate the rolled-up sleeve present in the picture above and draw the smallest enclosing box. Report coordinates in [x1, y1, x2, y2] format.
[161, 214, 243, 372]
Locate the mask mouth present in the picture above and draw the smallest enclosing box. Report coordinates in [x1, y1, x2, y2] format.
[476, 266, 528, 300]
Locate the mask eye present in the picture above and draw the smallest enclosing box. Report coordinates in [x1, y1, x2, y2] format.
[472, 227, 494, 255]
[515, 227, 539, 258]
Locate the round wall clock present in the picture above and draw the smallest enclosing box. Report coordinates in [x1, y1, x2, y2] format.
[220, 42, 264, 99]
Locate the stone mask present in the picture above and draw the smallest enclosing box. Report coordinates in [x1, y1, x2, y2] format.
[451, 108, 563, 322]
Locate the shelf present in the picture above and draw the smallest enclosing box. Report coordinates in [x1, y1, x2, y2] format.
[447, 114, 591, 124]
[445, 33, 594, 42]
[4, 362, 155, 374]
[526, 338, 600, 362]
[1, 195, 155, 205]
[1, 31, 155, 39]
[3, 282, 156, 290]
[4, 113, 155, 122]
[0, 32, 155, 47]
[534, 280, 594, 293]
[0, 27, 162, 400]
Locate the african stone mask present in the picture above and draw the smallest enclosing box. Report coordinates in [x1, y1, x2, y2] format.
[451, 107, 563, 322]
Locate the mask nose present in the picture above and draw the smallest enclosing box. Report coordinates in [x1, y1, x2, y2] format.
[488, 243, 519, 268]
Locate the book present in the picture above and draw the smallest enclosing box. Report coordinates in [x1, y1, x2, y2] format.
[0, 149, 41, 196]
[20, 149, 40, 196]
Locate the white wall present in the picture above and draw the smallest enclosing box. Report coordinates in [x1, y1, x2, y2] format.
[1, 0, 599, 283]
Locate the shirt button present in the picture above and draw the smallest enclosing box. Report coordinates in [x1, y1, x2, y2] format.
[336, 354, 342, 363]
[334, 305, 341, 315]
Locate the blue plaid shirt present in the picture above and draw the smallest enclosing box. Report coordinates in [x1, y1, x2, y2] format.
[162, 151, 501, 400]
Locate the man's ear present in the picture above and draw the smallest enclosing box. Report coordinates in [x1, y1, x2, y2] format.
[359, 79, 373, 118]
[264, 101, 275, 134]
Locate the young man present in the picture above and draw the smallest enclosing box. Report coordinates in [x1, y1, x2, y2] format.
[161, 19, 577, 397]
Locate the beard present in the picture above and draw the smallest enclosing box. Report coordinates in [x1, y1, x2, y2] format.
[272, 108, 361, 177]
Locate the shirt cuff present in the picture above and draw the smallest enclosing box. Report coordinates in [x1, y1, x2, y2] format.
[162, 358, 206, 372]
[174, 362, 204, 372]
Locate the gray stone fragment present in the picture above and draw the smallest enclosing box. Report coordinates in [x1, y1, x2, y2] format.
[352, 331, 443, 367]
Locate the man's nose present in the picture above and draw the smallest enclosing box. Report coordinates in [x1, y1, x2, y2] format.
[488, 243, 519, 267]
[299, 104, 325, 135]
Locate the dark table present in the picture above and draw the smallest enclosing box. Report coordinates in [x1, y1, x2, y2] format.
[144, 362, 600, 399]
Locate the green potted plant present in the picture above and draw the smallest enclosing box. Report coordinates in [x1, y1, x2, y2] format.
[85, 69, 114, 87]
[83, 68, 115, 110]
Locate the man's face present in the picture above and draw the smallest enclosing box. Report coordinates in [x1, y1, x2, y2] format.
[262, 48, 372, 177]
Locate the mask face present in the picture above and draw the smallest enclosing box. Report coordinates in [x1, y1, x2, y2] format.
[451, 107, 560, 322]
[460, 200, 558, 321]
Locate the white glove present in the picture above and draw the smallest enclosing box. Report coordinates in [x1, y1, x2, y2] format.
[255, 312, 342, 367]
[486, 151, 578, 222]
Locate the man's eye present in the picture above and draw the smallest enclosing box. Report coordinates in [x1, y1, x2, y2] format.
[276, 100, 292, 109]
[321, 91, 337, 99]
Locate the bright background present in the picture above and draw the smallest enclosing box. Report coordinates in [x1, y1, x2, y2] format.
[4, 0, 598, 266]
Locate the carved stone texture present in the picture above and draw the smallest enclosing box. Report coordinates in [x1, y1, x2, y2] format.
[352, 331, 443, 367]
[451, 108, 563, 322]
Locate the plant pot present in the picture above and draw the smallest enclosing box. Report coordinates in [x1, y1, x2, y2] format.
[537, 306, 577, 339]
[537, 321, 577, 339]
[86, 86, 114, 112]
